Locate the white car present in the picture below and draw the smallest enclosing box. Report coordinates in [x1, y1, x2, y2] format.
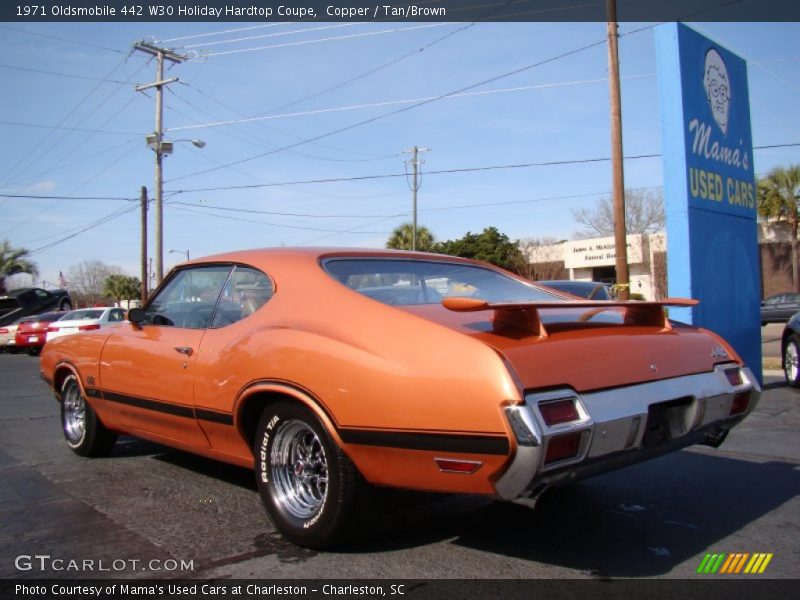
[45, 307, 127, 342]
[0, 318, 23, 352]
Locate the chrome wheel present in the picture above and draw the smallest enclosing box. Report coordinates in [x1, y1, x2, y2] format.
[271, 419, 328, 519]
[785, 340, 800, 383]
[62, 381, 86, 444]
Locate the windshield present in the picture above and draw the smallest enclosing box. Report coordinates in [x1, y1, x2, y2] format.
[323, 258, 561, 306]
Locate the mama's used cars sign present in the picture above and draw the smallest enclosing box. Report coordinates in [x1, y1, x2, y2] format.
[656, 23, 761, 382]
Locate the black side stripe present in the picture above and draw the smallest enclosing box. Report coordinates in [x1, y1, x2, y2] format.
[339, 428, 510, 456]
[98, 390, 233, 425]
[195, 408, 234, 426]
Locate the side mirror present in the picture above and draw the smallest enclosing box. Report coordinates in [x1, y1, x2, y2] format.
[127, 308, 148, 325]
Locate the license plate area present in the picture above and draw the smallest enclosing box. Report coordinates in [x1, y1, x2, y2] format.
[642, 396, 693, 447]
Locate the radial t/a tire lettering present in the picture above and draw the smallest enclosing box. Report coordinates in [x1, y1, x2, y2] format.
[60, 374, 117, 457]
[254, 401, 365, 549]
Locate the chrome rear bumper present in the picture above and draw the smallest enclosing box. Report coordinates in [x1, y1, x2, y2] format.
[495, 365, 760, 504]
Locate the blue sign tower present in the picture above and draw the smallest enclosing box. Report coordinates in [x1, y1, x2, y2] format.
[655, 23, 761, 382]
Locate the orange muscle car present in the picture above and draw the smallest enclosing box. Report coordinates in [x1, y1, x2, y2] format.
[40, 248, 760, 548]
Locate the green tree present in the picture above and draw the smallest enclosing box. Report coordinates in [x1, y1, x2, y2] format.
[0, 240, 38, 294]
[758, 165, 800, 291]
[385, 222, 437, 252]
[435, 227, 525, 272]
[102, 274, 141, 307]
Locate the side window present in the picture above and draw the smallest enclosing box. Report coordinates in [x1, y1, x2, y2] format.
[147, 265, 233, 329]
[110, 309, 125, 322]
[210, 265, 274, 328]
[35, 289, 49, 299]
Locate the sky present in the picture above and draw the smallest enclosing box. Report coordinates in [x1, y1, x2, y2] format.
[0, 19, 798, 289]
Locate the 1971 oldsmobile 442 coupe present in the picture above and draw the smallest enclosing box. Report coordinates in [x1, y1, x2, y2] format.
[40, 248, 760, 548]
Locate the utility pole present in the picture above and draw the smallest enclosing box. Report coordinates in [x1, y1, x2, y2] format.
[402, 146, 430, 251]
[133, 41, 185, 285]
[606, 0, 630, 300]
[140, 186, 148, 303]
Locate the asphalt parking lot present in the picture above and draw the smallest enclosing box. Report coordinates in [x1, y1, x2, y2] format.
[0, 353, 798, 581]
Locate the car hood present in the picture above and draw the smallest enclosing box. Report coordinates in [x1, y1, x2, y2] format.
[400, 303, 737, 393]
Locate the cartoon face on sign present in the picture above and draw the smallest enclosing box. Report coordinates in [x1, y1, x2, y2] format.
[703, 48, 730, 135]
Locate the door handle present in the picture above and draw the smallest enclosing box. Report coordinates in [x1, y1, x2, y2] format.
[174, 346, 194, 356]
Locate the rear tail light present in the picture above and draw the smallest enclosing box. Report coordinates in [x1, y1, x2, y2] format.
[730, 391, 750, 415]
[434, 458, 482, 474]
[78, 324, 101, 331]
[544, 432, 582, 464]
[724, 367, 744, 387]
[46, 326, 58, 333]
[0, 328, 7, 334]
[539, 398, 580, 426]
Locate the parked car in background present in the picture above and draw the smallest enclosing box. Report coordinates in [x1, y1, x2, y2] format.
[0, 287, 72, 327]
[15, 312, 66, 355]
[41, 248, 760, 548]
[781, 312, 800, 386]
[0, 318, 24, 352]
[46, 307, 127, 342]
[761, 293, 800, 326]
[537, 279, 612, 300]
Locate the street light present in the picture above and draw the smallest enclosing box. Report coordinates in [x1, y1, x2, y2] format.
[144, 135, 205, 285]
[169, 249, 190, 261]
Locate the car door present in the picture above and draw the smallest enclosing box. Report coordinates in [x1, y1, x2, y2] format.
[98, 265, 233, 447]
[192, 265, 275, 456]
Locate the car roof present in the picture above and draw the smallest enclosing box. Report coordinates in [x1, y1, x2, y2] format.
[171, 248, 502, 275]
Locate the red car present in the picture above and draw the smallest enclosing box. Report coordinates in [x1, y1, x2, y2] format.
[15, 311, 65, 355]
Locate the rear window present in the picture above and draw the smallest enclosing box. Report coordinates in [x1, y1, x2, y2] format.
[61, 310, 104, 320]
[323, 258, 560, 306]
[22, 312, 64, 323]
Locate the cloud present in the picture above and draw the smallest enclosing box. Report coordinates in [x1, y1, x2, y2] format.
[25, 180, 57, 194]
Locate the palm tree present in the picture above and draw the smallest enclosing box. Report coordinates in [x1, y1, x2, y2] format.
[385, 222, 436, 252]
[758, 165, 800, 291]
[0, 240, 38, 294]
[102, 274, 141, 308]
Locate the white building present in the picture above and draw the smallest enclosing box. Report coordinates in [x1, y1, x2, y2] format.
[528, 233, 667, 300]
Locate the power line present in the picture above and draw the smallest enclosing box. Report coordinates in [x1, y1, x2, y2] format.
[0, 62, 132, 84]
[169, 201, 404, 219]
[182, 23, 361, 49]
[168, 204, 392, 234]
[0, 54, 133, 186]
[159, 23, 289, 44]
[0, 193, 136, 201]
[0, 120, 142, 135]
[167, 153, 662, 194]
[168, 74, 655, 133]
[26, 204, 140, 255]
[166, 37, 609, 184]
[169, 86, 398, 163]
[0, 24, 128, 54]
[204, 23, 452, 57]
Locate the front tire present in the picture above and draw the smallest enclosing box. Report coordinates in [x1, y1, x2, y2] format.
[255, 402, 366, 548]
[60, 375, 117, 456]
[784, 334, 800, 387]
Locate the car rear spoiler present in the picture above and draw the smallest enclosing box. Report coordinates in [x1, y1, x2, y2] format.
[441, 297, 698, 337]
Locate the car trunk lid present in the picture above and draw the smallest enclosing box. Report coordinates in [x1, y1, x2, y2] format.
[401, 298, 732, 392]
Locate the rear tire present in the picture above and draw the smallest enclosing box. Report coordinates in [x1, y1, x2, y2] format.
[254, 402, 367, 548]
[60, 375, 117, 457]
[784, 334, 800, 388]
[27, 347, 41, 356]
